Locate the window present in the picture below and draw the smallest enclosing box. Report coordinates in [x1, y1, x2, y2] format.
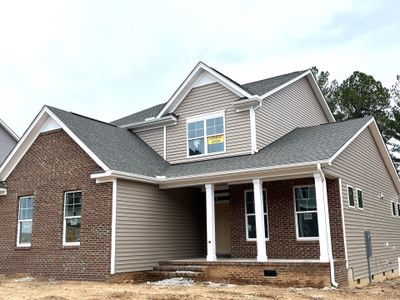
[357, 189, 363, 209]
[187, 114, 225, 156]
[63, 191, 82, 246]
[17, 196, 34, 246]
[348, 186, 355, 207]
[397, 203, 400, 218]
[392, 202, 397, 217]
[245, 190, 268, 240]
[294, 186, 319, 239]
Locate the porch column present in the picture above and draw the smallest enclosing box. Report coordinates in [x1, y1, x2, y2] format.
[253, 178, 268, 262]
[313, 172, 329, 262]
[205, 183, 217, 262]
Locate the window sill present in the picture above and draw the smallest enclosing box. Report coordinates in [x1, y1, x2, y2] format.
[63, 243, 80, 248]
[296, 238, 319, 242]
[16, 245, 31, 250]
[246, 239, 269, 242]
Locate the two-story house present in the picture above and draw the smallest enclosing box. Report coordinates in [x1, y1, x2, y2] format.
[0, 118, 18, 165]
[1, 62, 399, 287]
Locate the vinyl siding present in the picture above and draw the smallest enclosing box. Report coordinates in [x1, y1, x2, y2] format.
[115, 179, 205, 273]
[0, 126, 16, 165]
[166, 82, 251, 164]
[256, 78, 329, 150]
[136, 127, 164, 158]
[325, 128, 400, 280]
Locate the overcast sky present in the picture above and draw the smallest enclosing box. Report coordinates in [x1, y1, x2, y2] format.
[1, 0, 399, 136]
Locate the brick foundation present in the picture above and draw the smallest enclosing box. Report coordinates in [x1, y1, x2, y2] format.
[0, 129, 113, 280]
[204, 261, 331, 287]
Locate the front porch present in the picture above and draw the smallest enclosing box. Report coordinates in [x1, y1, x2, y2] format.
[155, 170, 348, 287]
[150, 258, 332, 287]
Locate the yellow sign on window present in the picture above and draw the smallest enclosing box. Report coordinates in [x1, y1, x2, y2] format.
[207, 134, 224, 145]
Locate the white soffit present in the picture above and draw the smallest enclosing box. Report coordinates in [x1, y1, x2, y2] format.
[0, 106, 109, 181]
[192, 70, 218, 88]
[40, 117, 61, 133]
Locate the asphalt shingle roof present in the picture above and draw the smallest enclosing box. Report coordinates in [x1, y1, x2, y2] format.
[110, 103, 166, 127]
[48, 106, 169, 177]
[240, 70, 308, 96]
[49, 105, 372, 179]
[109, 69, 309, 126]
[165, 117, 372, 177]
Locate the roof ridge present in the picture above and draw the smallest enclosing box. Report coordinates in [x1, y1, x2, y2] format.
[46, 105, 118, 128]
[242, 69, 310, 86]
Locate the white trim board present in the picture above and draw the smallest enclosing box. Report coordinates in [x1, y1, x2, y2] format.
[156, 62, 256, 118]
[0, 118, 19, 141]
[0, 106, 110, 181]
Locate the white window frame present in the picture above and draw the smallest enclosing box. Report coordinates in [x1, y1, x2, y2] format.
[186, 111, 226, 158]
[244, 189, 269, 241]
[293, 185, 319, 241]
[356, 188, 364, 210]
[347, 185, 355, 208]
[17, 195, 34, 247]
[392, 201, 397, 217]
[63, 190, 82, 247]
[397, 203, 400, 218]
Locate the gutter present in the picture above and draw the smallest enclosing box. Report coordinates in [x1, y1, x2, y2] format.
[317, 164, 338, 288]
[120, 115, 177, 131]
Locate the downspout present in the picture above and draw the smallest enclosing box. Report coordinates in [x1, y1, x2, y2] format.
[317, 163, 339, 287]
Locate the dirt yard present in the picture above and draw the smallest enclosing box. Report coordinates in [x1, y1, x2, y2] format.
[1, 275, 400, 300]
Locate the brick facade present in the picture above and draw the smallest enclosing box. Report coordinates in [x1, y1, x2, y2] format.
[0, 129, 113, 280]
[229, 177, 348, 285]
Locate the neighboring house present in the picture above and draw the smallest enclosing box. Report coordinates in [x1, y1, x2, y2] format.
[0, 62, 399, 287]
[0, 118, 18, 165]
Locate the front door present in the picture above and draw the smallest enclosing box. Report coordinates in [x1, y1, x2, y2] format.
[215, 202, 231, 256]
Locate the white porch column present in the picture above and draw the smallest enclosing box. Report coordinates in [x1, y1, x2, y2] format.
[205, 183, 217, 262]
[314, 172, 329, 262]
[252, 178, 268, 262]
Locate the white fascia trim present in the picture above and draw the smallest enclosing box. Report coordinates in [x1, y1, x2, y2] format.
[110, 178, 117, 274]
[369, 120, 400, 194]
[0, 118, 19, 141]
[0, 188, 7, 196]
[259, 70, 310, 99]
[0, 106, 109, 181]
[120, 115, 177, 131]
[90, 170, 159, 184]
[306, 73, 336, 122]
[164, 160, 327, 183]
[328, 118, 374, 163]
[328, 117, 400, 195]
[45, 108, 110, 171]
[156, 62, 254, 118]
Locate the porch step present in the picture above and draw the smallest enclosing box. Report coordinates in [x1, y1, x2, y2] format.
[148, 263, 207, 281]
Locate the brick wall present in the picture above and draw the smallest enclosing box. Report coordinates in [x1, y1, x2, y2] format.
[0, 129, 112, 280]
[230, 178, 320, 259]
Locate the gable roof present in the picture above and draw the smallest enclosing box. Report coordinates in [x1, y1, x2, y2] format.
[0, 118, 19, 141]
[241, 70, 308, 96]
[47, 107, 169, 177]
[110, 62, 334, 127]
[2, 104, 398, 193]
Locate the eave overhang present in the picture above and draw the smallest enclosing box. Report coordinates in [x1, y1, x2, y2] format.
[119, 115, 177, 132]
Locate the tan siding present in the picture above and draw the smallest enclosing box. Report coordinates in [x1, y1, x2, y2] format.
[167, 82, 251, 164]
[326, 128, 400, 279]
[115, 179, 205, 273]
[0, 126, 16, 165]
[136, 127, 164, 158]
[256, 78, 329, 149]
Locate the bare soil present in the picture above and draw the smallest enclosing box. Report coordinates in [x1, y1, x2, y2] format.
[1, 275, 400, 300]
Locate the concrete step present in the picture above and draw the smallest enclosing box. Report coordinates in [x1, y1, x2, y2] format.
[148, 270, 204, 279]
[153, 265, 207, 272]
